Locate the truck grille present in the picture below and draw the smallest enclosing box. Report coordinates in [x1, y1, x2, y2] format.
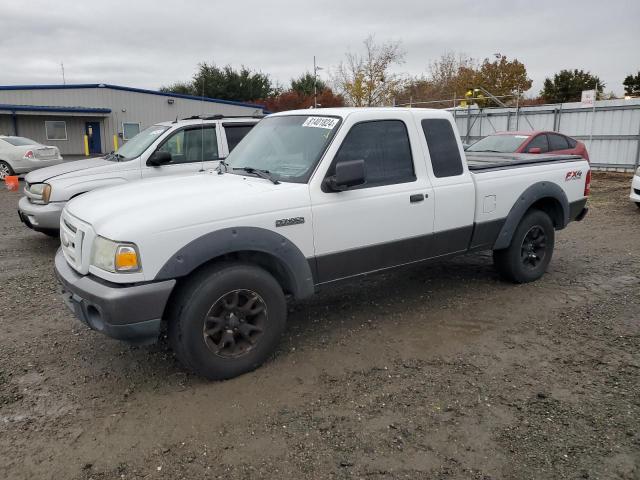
[60, 212, 85, 272]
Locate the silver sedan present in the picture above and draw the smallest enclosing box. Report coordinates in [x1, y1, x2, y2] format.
[0, 136, 63, 179]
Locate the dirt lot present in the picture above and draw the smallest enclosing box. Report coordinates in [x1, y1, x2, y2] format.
[1, 172, 638, 480]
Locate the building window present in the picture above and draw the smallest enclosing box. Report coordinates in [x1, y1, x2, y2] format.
[45, 121, 67, 140]
[123, 122, 141, 140]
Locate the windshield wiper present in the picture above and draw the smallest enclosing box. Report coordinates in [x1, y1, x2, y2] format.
[232, 167, 280, 185]
[105, 152, 125, 161]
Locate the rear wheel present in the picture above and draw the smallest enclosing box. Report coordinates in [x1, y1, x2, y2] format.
[493, 209, 555, 283]
[636, 202, 640, 210]
[168, 262, 287, 380]
[0, 161, 14, 180]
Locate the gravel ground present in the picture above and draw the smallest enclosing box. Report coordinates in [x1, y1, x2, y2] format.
[0, 172, 638, 480]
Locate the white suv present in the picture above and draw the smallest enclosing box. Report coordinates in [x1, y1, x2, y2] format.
[18, 116, 260, 236]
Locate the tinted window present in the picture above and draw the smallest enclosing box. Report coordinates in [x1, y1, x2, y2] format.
[158, 127, 218, 164]
[332, 120, 415, 187]
[525, 134, 549, 153]
[548, 134, 569, 151]
[421, 119, 464, 177]
[566, 136, 577, 148]
[224, 124, 254, 151]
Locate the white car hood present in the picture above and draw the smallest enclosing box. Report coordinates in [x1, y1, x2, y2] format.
[25, 156, 125, 183]
[65, 171, 309, 240]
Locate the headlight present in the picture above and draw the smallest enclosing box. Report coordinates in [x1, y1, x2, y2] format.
[90, 236, 141, 273]
[28, 183, 52, 204]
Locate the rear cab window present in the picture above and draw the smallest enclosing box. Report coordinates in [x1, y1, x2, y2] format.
[420, 119, 464, 177]
[223, 124, 255, 152]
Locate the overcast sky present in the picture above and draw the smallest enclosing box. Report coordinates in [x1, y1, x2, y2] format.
[1, 0, 638, 98]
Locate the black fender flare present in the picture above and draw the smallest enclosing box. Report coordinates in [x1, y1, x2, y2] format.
[493, 181, 569, 250]
[154, 226, 315, 299]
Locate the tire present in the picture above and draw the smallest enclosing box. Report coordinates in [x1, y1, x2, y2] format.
[168, 262, 287, 380]
[493, 209, 555, 283]
[636, 202, 640, 210]
[0, 161, 14, 180]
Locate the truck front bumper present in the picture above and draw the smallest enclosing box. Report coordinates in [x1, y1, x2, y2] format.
[54, 249, 176, 344]
[18, 196, 64, 232]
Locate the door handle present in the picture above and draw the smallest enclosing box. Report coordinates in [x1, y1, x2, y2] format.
[410, 194, 425, 203]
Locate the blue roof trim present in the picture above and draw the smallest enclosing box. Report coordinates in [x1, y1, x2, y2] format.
[0, 83, 267, 112]
[0, 103, 111, 114]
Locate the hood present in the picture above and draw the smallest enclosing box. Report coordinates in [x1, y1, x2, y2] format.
[65, 170, 309, 240]
[25, 156, 125, 183]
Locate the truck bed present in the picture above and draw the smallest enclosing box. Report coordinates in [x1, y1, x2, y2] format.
[466, 152, 584, 172]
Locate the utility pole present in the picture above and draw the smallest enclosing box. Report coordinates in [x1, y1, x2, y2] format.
[61, 61, 66, 85]
[313, 56, 323, 108]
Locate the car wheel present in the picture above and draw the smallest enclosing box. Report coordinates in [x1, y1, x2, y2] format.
[493, 209, 555, 283]
[168, 262, 287, 380]
[636, 202, 640, 210]
[0, 161, 14, 180]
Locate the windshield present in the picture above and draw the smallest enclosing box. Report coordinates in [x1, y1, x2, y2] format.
[224, 115, 341, 183]
[467, 134, 530, 153]
[113, 125, 170, 160]
[3, 136, 39, 146]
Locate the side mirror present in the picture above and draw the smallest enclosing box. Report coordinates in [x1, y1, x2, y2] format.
[147, 151, 172, 166]
[528, 147, 542, 154]
[326, 159, 366, 191]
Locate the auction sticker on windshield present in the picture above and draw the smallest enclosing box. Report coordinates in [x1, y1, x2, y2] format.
[302, 117, 339, 129]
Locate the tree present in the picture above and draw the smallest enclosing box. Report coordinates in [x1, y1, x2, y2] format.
[160, 62, 275, 101]
[396, 52, 531, 108]
[541, 69, 604, 103]
[334, 35, 405, 106]
[476, 55, 532, 98]
[291, 72, 326, 97]
[623, 71, 640, 97]
[255, 88, 344, 113]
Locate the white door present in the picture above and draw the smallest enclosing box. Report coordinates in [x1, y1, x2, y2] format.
[142, 125, 222, 178]
[309, 117, 435, 284]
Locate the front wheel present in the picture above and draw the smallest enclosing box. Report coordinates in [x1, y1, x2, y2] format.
[168, 263, 287, 380]
[0, 161, 14, 180]
[493, 209, 555, 283]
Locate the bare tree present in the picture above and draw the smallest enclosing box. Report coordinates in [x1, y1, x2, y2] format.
[334, 36, 405, 107]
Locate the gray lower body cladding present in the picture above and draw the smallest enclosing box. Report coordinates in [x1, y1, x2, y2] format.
[54, 249, 175, 344]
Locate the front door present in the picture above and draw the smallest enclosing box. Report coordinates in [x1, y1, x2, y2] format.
[142, 124, 222, 178]
[309, 116, 435, 284]
[85, 122, 101, 154]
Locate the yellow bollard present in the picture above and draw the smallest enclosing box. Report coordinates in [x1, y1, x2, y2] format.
[113, 134, 119, 151]
[83, 135, 89, 156]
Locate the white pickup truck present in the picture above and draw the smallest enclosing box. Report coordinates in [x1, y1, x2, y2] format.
[18, 116, 259, 236]
[54, 108, 590, 380]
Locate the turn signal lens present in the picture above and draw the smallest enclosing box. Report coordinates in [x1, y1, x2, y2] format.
[115, 246, 139, 272]
[584, 170, 591, 197]
[42, 184, 51, 203]
[24, 150, 34, 159]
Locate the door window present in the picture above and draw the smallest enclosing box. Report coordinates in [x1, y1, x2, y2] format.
[224, 124, 255, 151]
[330, 120, 415, 188]
[158, 127, 218, 164]
[525, 134, 549, 153]
[420, 119, 464, 177]
[548, 133, 570, 151]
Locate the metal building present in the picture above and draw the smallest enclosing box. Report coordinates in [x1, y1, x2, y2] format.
[0, 84, 267, 156]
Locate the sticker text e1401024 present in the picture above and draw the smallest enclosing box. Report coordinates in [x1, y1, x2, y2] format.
[302, 117, 339, 129]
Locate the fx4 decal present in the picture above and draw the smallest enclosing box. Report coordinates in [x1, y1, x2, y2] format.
[275, 217, 305, 228]
[565, 170, 583, 181]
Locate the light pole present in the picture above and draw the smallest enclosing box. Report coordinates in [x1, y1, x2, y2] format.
[313, 56, 323, 108]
